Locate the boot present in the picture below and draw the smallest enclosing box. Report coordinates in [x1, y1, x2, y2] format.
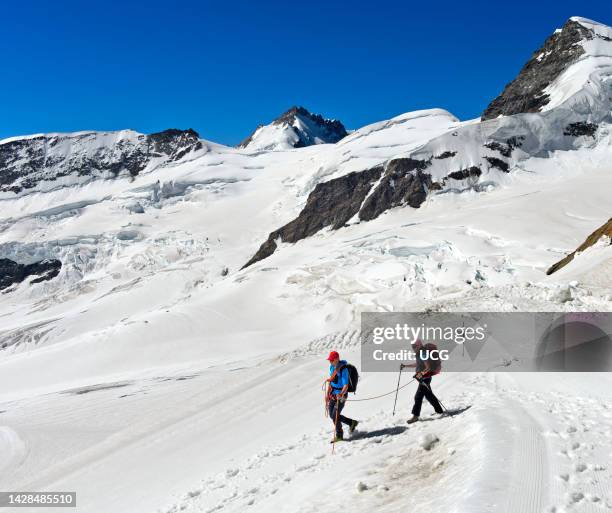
[407, 415, 419, 424]
[349, 420, 359, 434]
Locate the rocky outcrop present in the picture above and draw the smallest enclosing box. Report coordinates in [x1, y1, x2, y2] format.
[547, 218, 612, 275]
[0, 128, 203, 194]
[0, 258, 62, 290]
[238, 106, 347, 150]
[273, 107, 347, 146]
[243, 158, 442, 268]
[242, 166, 383, 268]
[482, 20, 592, 120]
[434, 151, 456, 159]
[484, 157, 509, 172]
[484, 136, 525, 158]
[563, 122, 598, 137]
[445, 167, 482, 181]
[148, 128, 202, 160]
[359, 159, 434, 221]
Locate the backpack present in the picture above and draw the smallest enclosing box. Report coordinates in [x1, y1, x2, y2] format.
[341, 363, 360, 393]
[423, 343, 442, 375]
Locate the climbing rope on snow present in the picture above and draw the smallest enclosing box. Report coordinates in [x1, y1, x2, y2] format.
[321, 378, 415, 403]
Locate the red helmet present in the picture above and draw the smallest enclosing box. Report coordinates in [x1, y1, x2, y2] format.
[326, 351, 340, 361]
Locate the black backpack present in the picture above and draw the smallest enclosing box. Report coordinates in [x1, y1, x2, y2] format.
[340, 363, 359, 393]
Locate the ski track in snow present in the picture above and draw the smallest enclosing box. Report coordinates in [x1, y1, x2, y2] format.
[144, 368, 612, 513]
[1, 344, 612, 513]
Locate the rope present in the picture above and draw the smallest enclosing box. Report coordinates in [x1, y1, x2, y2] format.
[322, 377, 416, 403]
[345, 379, 415, 401]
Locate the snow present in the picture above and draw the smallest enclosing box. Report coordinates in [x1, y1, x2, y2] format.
[240, 109, 344, 152]
[3, 358, 612, 513]
[571, 16, 612, 39]
[1, 16, 612, 513]
[542, 18, 612, 113]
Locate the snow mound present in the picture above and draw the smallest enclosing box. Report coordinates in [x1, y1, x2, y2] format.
[419, 433, 440, 451]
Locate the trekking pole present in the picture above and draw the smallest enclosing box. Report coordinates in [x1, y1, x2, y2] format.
[392, 364, 403, 416]
[420, 379, 448, 412]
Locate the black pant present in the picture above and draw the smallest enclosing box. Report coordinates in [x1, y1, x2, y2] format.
[412, 377, 443, 416]
[329, 396, 354, 437]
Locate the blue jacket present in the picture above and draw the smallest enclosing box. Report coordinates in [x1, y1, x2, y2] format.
[329, 360, 349, 396]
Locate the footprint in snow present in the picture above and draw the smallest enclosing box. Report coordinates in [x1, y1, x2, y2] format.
[574, 463, 587, 473]
[355, 481, 368, 492]
[295, 461, 318, 472]
[567, 491, 585, 504]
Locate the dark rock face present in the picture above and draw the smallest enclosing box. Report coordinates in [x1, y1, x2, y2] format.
[506, 136, 526, 151]
[243, 158, 441, 268]
[484, 136, 525, 158]
[242, 166, 383, 268]
[484, 157, 510, 172]
[547, 218, 612, 275]
[238, 106, 348, 149]
[563, 122, 598, 137]
[482, 20, 592, 120]
[359, 159, 433, 222]
[148, 128, 203, 161]
[0, 128, 202, 194]
[434, 151, 457, 159]
[446, 167, 482, 181]
[0, 258, 62, 290]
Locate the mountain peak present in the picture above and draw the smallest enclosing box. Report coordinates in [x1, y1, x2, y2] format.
[481, 17, 612, 120]
[569, 16, 612, 36]
[238, 106, 347, 151]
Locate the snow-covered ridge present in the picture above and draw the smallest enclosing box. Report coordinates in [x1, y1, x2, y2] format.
[244, 17, 612, 267]
[0, 128, 205, 196]
[571, 16, 612, 39]
[482, 17, 612, 120]
[337, 108, 461, 146]
[547, 218, 612, 275]
[238, 106, 347, 151]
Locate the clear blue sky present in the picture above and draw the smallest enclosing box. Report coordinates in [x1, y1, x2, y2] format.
[1, 0, 610, 145]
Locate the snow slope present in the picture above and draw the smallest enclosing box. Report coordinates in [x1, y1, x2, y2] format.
[2, 353, 612, 513]
[542, 17, 612, 112]
[0, 15, 611, 513]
